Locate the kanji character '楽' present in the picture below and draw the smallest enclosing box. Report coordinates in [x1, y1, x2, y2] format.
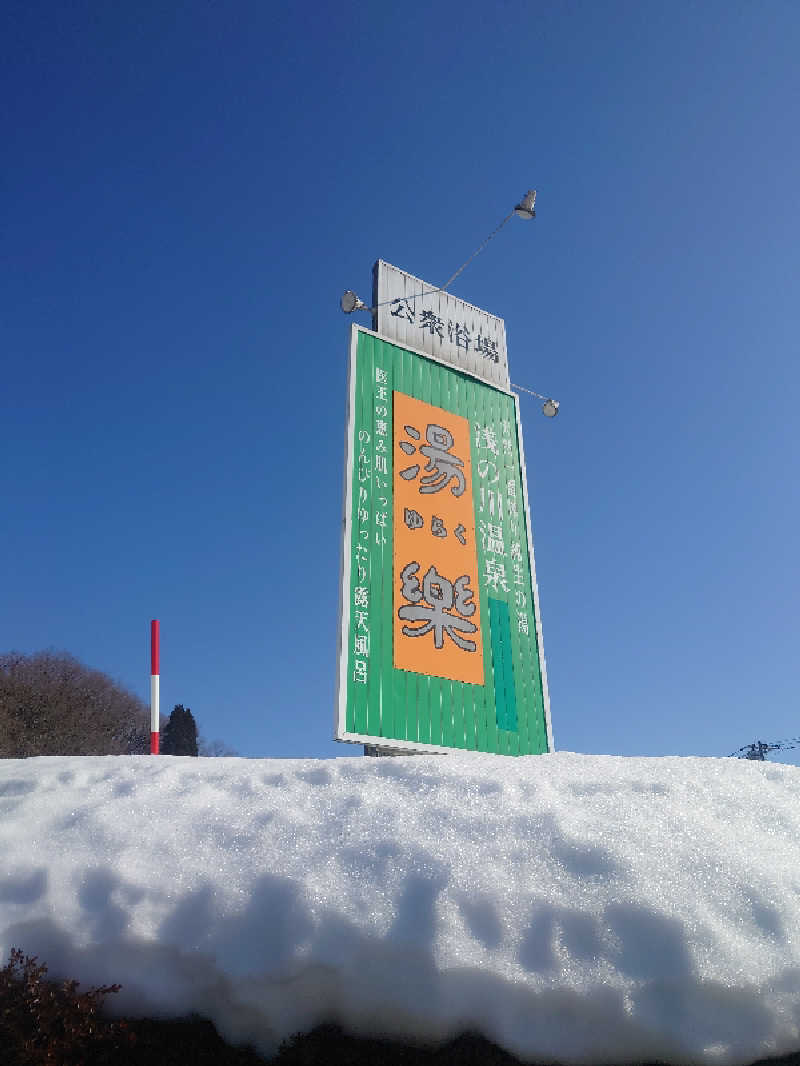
[397, 562, 477, 652]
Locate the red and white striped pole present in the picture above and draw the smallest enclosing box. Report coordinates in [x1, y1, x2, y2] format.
[150, 619, 160, 754]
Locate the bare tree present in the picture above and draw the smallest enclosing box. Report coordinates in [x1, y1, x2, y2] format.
[198, 736, 239, 757]
[0, 651, 150, 758]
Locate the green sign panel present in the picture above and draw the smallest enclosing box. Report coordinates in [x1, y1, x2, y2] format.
[335, 326, 552, 756]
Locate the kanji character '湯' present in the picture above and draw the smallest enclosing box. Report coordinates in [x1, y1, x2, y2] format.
[398, 423, 466, 497]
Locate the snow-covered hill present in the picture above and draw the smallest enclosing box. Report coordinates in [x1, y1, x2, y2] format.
[2, 752, 799, 1064]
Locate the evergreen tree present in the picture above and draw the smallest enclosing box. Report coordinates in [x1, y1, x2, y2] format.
[160, 704, 199, 756]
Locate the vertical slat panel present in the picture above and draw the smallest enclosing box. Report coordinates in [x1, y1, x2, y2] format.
[390, 340, 404, 744]
[516, 392, 550, 758]
[404, 342, 420, 746]
[436, 357, 455, 750]
[496, 386, 514, 755]
[344, 340, 358, 735]
[468, 368, 489, 754]
[450, 366, 468, 749]
[474, 370, 499, 754]
[489, 385, 510, 756]
[364, 334, 382, 741]
[352, 330, 368, 737]
[370, 332, 384, 738]
[512, 387, 538, 755]
[392, 342, 412, 744]
[498, 388, 519, 757]
[413, 346, 429, 744]
[388, 342, 403, 744]
[433, 358, 452, 750]
[488, 598, 518, 734]
[421, 352, 438, 747]
[378, 336, 394, 743]
[507, 394, 532, 755]
[488, 598, 506, 730]
[517, 406, 546, 752]
[501, 610, 520, 752]
[350, 334, 370, 736]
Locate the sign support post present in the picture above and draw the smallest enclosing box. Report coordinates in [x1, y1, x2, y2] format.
[150, 619, 160, 754]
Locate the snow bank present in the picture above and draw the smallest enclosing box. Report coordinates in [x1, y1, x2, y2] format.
[1, 752, 800, 1064]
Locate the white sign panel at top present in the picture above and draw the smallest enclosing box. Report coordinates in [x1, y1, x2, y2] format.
[372, 260, 510, 390]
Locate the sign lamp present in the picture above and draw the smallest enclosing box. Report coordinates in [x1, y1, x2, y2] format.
[341, 189, 559, 419]
[341, 290, 368, 314]
[514, 189, 537, 220]
[341, 189, 538, 315]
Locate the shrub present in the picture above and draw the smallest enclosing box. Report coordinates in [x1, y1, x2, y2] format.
[0, 947, 129, 1065]
[0, 947, 268, 1065]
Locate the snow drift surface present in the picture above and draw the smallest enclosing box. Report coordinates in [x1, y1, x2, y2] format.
[1, 752, 800, 1064]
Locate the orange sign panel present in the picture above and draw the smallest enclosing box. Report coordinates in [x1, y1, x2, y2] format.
[393, 392, 484, 685]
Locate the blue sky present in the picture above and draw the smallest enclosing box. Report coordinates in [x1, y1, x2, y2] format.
[4, 1, 799, 763]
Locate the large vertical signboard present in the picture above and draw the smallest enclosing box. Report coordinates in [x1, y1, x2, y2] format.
[335, 325, 552, 756]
